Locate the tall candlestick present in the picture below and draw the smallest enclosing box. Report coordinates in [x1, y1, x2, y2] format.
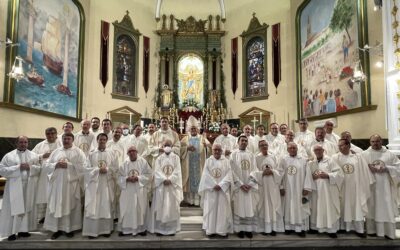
[259, 112, 262, 124]
[129, 113, 132, 127]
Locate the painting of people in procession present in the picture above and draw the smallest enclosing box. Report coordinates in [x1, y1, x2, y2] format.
[297, 0, 367, 118]
[9, 0, 83, 118]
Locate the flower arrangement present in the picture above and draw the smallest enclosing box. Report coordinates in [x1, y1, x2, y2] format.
[208, 122, 220, 132]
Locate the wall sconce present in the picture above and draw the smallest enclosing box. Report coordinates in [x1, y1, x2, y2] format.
[0, 38, 19, 48]
[351, 60, 366, 83]
[353, 41, 383, 81]
[8, 56, 25, 81]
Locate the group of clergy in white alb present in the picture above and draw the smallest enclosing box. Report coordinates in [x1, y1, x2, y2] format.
[1, 116, 399, 241]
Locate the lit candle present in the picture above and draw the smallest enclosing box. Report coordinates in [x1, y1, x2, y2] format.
[259, 112, 262, 124]
[129, 113, 132, 126]
[140, 119, 144, 128]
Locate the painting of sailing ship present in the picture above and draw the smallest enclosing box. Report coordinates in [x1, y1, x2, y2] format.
[296, 0, 369, 119]
[10, 0, 83, 118]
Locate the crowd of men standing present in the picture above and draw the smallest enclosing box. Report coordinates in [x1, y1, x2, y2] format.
[0, 116, 399, 242]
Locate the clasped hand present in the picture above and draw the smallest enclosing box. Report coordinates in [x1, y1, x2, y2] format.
[240, 184, 251, 192]
[20, 163, 30, 171]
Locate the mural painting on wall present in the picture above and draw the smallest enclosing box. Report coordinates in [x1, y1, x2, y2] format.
[246, 37, 265, 97]
[6, 0, 84, 118]
[297, 0, 369, 118]
[178, 54, 204, 109]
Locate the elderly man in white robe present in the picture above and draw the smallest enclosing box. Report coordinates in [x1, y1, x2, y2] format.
[124, 125, 149, 159]
[214, 123, 237, 158]
[265, 123, 285, 148]
[198, 143, 233, 238]
[324, 120, 340, 146]
[118, 145, 152, 236]
[230, 135, 259, 239]
[253, 140, 284, 236]
[308, 145, 343, 238]
[82, 133, 119, 239]
[44, 133, 87, 240]
[181, 116, 211, 206]
[149, 117, 181, 162]
[294, 118, 315, 148]
[0, 136, 40, 241]
[148, 140, 183, 236]
[279, 142, 313, 237]
[332, 139, 374, 237]
[32, 127, 61, 224]
[362, 134, 400, 240]
[74, 119, 95, 156]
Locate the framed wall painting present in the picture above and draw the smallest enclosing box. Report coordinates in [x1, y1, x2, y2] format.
[4, 0, 85, 120]
[296, 0, 373, 120]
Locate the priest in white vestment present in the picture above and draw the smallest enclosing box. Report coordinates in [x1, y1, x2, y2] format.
[144, 123, 156, 166]
[230, 135, 259, 238]
[74, 119, 95, 156]
[271, 130, 307, 163]
[82, 133, 119, 238]
[279, 142, 313, 237]
[253, 125, 267, 155]
[308, 145, 343, 238]
[90, 117, 101, 139]
[198, 143, 233, 237]
[253, 140, 284, 235]
[341, 131, 363, 154]
[32, 127, 61, 223]
[124, 125, 149, 159]
[332, 139, 374, 237]
[92, 119, 113, 149]
[294, 118, 315, 148]
[324, 120, 340, 146]
[306, 127, 338, 160]
[362, 135, 400, 240]
[148, 140, 183, 236]
[265, 123, 285, 150]
[148, 117, 181, 163]
[241, 125, 257, 154]
[56, 122, 74, 145]
[0, 136, 40, 241]
[44, 133, 87, 239]
[213, 123, 237, 158]
[118, 146, 152, 236]
[181, 116, 211, 206]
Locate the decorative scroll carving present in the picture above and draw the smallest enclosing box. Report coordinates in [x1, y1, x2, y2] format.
[176, 16, 207, 33]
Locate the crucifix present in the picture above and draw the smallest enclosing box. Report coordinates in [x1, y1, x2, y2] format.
[251, 116, 259, 134]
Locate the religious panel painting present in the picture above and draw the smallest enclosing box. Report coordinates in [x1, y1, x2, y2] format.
[178, 54, 204, 109]
[296, 0, 370, 119]
[246, 37, 265, 97]
[5, 0, 85, 119]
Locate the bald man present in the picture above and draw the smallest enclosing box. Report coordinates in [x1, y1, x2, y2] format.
[74, 119, 95, 157]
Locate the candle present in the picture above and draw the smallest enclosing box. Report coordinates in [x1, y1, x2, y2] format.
[140, 120, 144, 128]
[129, 113, 132, 126]
[259, 112, 262, 124]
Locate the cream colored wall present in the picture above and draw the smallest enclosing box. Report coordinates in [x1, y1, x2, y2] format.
[0, 0, 388, 140]
[223, 0, 295, 126]
[0, 0, 159, 138]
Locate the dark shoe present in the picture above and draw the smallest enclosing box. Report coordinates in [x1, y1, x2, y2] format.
[355, 232, 366, 238]
[119, 232, 130, 237]
[328, 233, 337, 238]
[156, 233, 163, 236]
[18, 232, 31, 238]
[367, 233, 377, 237]
[245, 232, 253, 238]
[385, 235, 394, 240]
[51, 231, 62, 240]
[7, 234, 17, 241]
[285, 230, 294, 235]
[219, 234, 228, 238]
[207, 234, 217, 238]
[237, 231, 245, 238]
[38, 218, 45, 224]
[113, 218, 118, 223]
[167, 233, 175, 236]
[102, 233, 111, 238]
[270, 231, 277, 236]
[297, 231, 306, 238]
[261, 232, 269, 236]
[88, 236, 97, 239]
[308, 229, 318, 234]
[65, 232, 74, 238]
[138, 231, 147, 236]
[337, 230, 346, 234]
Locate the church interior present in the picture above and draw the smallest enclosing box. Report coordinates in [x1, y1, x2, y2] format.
[1, 0, 400, 249]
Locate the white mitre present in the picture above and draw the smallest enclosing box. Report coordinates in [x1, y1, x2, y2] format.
[185, 115, 200, 133]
